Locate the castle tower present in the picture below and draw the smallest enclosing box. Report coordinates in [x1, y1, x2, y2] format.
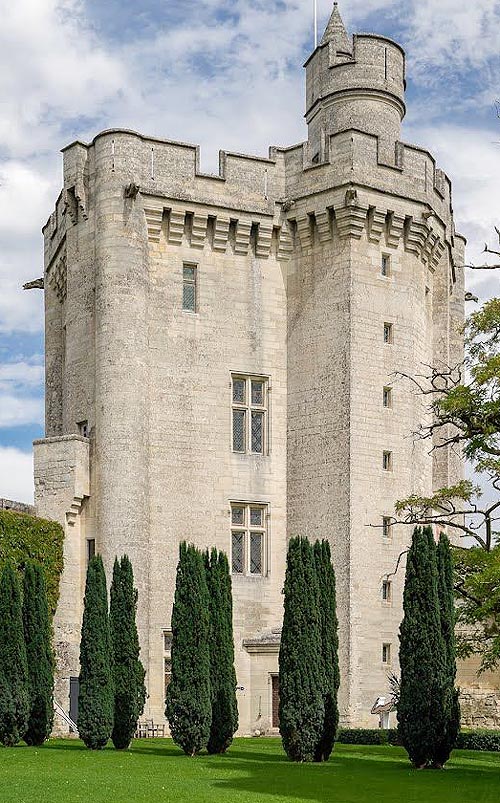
[34, 2, 464, 732]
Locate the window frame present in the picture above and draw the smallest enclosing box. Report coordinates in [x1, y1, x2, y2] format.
[86, 538, 96, 566]
[382, 579, 392, 603]
[231, 374, 269, 456]
[383, 451, 393, 472]
[382, 643, 392, 665]
[382, 516, 393, 541]
[383, 386, 393, 408]
[383, 322, 394, 344]
[381, 254, 391, 277]
[230, 502, 268, 577]
[182, 262, 198, 313]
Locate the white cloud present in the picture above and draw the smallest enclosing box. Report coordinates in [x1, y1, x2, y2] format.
[0, 395, 43, 428]
[0, 361, 44, 392]
[0, 446, 33, 503]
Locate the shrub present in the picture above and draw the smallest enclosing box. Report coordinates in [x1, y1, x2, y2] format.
[0, 563, 29, 746]
[0, 510, 63, 616]
[166, 543, 211, 756]
[456, 730, 500, 752]
[110, 556, 146, 750]
[205, 549, 238, 754]
[336, 728, 500, 752]
[279, 537, 324, 762]
[22, 561, 54, 745]
[78, 555, 114, 750]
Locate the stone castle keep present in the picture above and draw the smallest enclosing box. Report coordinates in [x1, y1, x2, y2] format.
[34, 3, 466, 732]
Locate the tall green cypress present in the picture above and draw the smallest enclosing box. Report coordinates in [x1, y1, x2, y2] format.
[166, 543, 211, 756]
[0, 563, 29, 746]
[313, 540, 339, 762]
[78, 555, 114, 750]
[434, 533, 460, 767]
[205, 548, 238, 754]
[398, 527, 448, 768]
[110, 556, 146, 750]
[22, 561, 54, 746]
[279, 537, 324, 762]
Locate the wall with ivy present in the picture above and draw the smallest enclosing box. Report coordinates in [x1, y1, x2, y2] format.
[0, 509, 64, 616]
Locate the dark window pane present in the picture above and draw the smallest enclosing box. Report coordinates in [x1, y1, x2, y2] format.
[232, 532, 244, 573]
[250, 532, 263, 574]
[231, 506, 245, 525]
[183, 265, 196, 281]
[183, 281, 196, 311]
[251, 381, 264, 406]
[250, 508, 263, 527]
[251, 411, 263, 453]
[233, 410, 246, 452]
[232, 378, 246, 404]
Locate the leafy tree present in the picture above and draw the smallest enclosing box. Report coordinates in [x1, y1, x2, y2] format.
[110, 556, 146, 750]
[0, 563, 29, 746]
[434, 534, 460, 767]
[205, 548, 238, 754]
[313, 540, 339, 762]
[398, 527, 449, 768]
[166, 543, 211, 756]
[23, 561, 54, 746]
[390, 291, 500, 671]
[78, 555, 114, 750]
[279, 537, 324, 762]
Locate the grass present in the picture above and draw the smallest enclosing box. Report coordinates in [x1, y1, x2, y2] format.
[0, 738, 499, 803]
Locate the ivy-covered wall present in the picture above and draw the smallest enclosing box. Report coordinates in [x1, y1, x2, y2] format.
[0, 509, 64, 616]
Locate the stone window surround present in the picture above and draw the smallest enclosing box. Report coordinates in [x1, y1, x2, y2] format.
[231, 373, 269, 456]
[230, 501, 269, 577]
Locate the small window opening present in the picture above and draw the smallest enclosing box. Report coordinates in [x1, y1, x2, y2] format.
[383, 322, 393, 344]
[86, 539, 96, 566]
[382, 580, 392, 602]
[78, 420, 89, 438]
[381, 254, 391, 277]
[182, 264, 197, 312]
[383, 451, 393, 472]
[382, 643, 391, 664]
[382, 517, 393, 540]
[383, 387, 392, 408]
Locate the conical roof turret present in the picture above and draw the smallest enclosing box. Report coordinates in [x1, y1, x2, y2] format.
[320, 2, 352, 53]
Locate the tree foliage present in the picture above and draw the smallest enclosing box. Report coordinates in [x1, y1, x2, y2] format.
[0, 509, 63, 616]
[279, 537, 324, 762]
[78, 555, 114, 750]
[0, 563, 29, 746]
[109, 556, 146, 750]
[205, 548, 238, 754]
[313, 540, 340, 762]
[166, 543, 211, 756]
[22, 561, 54, 746]
[398, 527, 456, 768]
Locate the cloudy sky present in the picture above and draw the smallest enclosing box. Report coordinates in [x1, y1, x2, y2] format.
[0, 0, 499, 502]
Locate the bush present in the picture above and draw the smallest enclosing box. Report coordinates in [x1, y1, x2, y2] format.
[0, 510, 63, 616]
[336, 728, 500, 752]
[22, 561, 54, 746]
[0, 563, 29, 746]
[456, 730, 500, 752]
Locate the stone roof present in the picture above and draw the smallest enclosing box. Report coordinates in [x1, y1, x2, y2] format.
[320, 2, 352, 53]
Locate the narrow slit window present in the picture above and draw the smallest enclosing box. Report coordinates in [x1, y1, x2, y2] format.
[383, 322, 393, 343]
[382, 517, 393, 540]
[182, 264, 197, 312]
[164, 658, 172, 697]
[382, 643, 391, 664]
[250, 532, 263, 575]
[383, 387, 392, 408]
[231, 531, 245, 574]
[86, 539, 96, 566]
[381, 255, 391, 277]
[383, 451, 393, 471]
[382, 580, 392, 602]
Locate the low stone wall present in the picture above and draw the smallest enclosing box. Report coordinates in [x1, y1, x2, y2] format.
[460, 688, 500, 729]
[0, 498, 36, 515]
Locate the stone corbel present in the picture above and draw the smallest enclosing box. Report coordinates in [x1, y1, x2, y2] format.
[191, 212, 209, 249]
[213, 216, 230, 252]
[334, 203, 369, 240]
[256, 222, 273, 259]
[168, 208, 185, 245]
[144, 206, 163, 243]
[277, 221, 293, 260]
[315, 210, 332, 244]
[386, 212, 405, 249]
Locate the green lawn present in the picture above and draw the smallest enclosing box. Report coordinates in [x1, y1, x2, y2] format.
[0, 738, 499, 803]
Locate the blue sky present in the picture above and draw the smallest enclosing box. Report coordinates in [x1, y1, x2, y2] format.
[0, 0, 499, 501]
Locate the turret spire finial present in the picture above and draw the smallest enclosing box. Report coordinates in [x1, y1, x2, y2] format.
[320, 1, 352, 52]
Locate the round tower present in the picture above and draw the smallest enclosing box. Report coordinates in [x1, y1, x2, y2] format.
[305, 2, 406, 164]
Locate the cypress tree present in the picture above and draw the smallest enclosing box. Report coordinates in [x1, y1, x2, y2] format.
[398, 526, 447, 768]
[313, 540, 340, 762]
[0, 563, 29, 746]
[110, 555, 146, 750]
[166, 543, 211, 756]
[22, 561, 54, 746]
[433, 533, 460, 767]
[205, 548, 238, 754]
[78, 555, 114, 750]
[279, 537, 324, 762]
